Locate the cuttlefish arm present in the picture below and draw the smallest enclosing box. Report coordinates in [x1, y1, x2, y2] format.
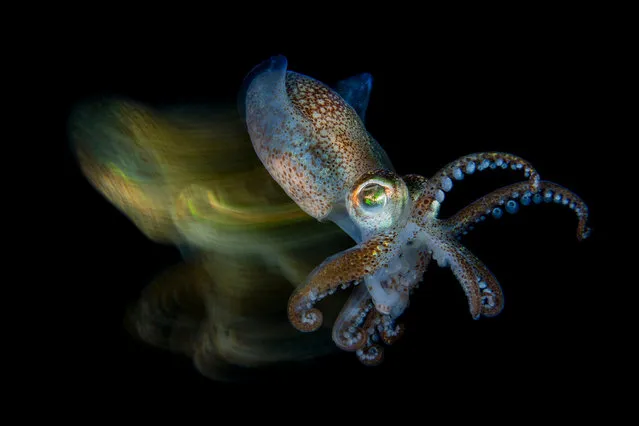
[288, 231, 399, 332]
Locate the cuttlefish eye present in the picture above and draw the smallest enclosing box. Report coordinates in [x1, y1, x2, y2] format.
[346, 170, 410, 239]
[358, 183, 388, 211]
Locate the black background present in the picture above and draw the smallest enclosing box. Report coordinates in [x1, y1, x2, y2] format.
[63, 17, 616, 404]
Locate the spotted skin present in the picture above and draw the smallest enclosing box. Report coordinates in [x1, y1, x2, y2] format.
[288, 231, 398, 332]
[245, 56, 391, 220]
[243, 56, 591, 365]
[331, 284, 373, 352]
[443, 181, 591, 241]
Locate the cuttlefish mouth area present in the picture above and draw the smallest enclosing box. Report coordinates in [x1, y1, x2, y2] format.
[306, 268, 409, 315]
[365, 242, 423, 316]
[378, 237, 430, 314]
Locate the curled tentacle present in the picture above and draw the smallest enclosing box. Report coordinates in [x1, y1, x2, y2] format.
[378, 313, 405, 345]
[425, 152, 541, 205]
[431, 238, 504, 319]
[332, 285, 374, 351]
[356, 310, 385, 366]
[357, 342, 385, 366]
[443, 180, 591, 241]
[288, 231, 399, 332]
[333, 248, 431, 356]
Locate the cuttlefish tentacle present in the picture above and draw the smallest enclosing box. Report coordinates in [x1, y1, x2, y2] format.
[428, 237, 504, 319]
[332, 284, 374, 351]
[456, 245, 505, 317]
[357, 343, 384, 366]
[443, 180, 591, 241]
[356, 310, 385, 366]
[288, 231, 399, 332]
[378, 312, 405, 345]
[425, 152, 542, 205]
[332, 244, 430, 351]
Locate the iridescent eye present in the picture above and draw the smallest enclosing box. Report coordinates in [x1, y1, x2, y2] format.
[358, 183, 387, 211]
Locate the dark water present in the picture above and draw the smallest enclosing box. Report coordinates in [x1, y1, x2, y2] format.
[63, 29, 615, 404]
